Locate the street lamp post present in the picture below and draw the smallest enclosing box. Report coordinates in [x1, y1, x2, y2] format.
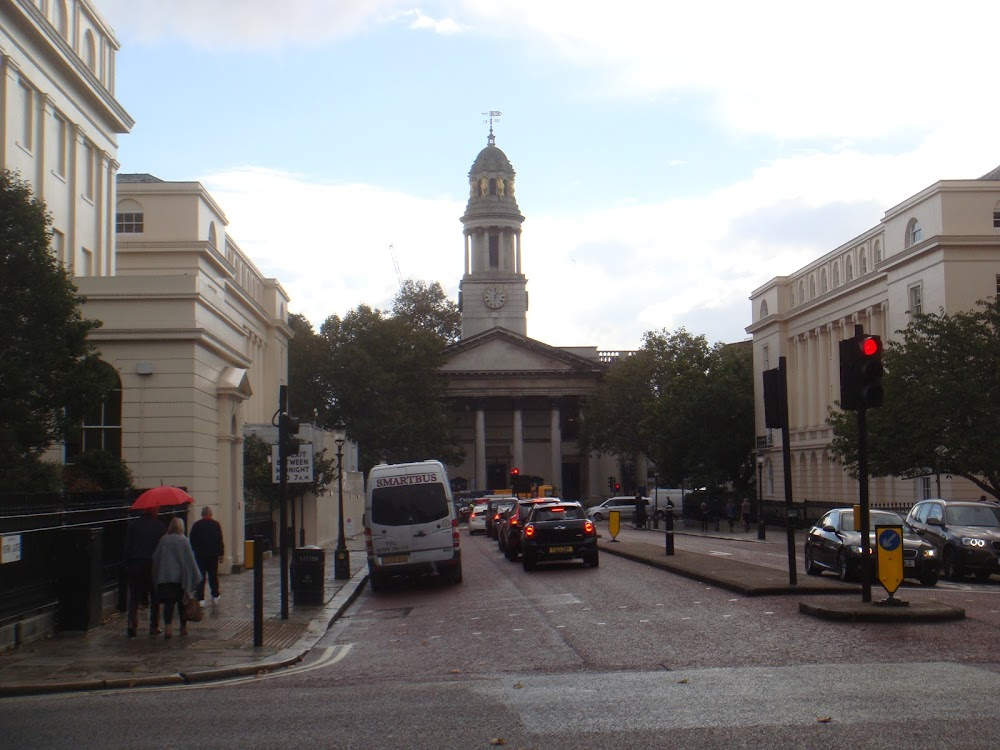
[756, 456, 766, 540]
[333, 420, 351, 580]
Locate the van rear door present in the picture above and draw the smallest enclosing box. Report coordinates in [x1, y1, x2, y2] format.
[369, 480, 453, 563]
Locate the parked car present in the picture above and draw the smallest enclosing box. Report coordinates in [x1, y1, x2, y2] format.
[804, 508, 940, 586]
[586, 496, 651, 523]
[467, 503, 489, 535]
[521, 501, 599, 571]
[905, 499, 1000, 581]
[500, 498, 559, 561]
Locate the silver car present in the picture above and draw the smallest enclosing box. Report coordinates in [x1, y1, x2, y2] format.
[586, 496, 650, 522]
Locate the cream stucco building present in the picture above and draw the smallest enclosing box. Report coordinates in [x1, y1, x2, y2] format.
[443, 131, 621, 501]
[747, 165, 1000, 508]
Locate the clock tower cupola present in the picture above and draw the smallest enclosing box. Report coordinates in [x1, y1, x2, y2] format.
[459, 115, 527, 339]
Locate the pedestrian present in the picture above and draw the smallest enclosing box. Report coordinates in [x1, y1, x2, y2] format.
[123, 507, 166, 638]
[634, 491, 648, 529]
[700, 500, 709, 532]
[189, 505, 225, 606]
[741, 496, 752, 532]
[725, 498, 737, 532]
[152, 517, 201, 638]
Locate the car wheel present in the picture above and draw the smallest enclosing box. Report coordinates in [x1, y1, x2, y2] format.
[505, 545, 517, 562]
[593, 513, 604, 521]
[522, 551, 536, 571]
[973, 570, 992, 582]
[943, 548, 964, 581]
[919, 570, 939, 587]
[837, 550, 853, 582]
[804, 546, 822, 576]
[587, 550, 600, 568]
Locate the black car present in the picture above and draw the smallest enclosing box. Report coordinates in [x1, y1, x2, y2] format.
[485, 497, 515, 540]
[804, 508, 940, 586]
[500, 498, 557, 560]
[520, 501, 598, 571]
[906, 499, 1000, 581]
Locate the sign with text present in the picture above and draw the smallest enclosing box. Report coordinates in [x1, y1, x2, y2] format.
[2, 534, 22, 564]
[271, 443, 314, 484]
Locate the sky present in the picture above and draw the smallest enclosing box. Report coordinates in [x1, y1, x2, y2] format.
[94, 0, 1000, 351]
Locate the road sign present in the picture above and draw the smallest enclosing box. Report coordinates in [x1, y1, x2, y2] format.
[609, 510, 621, 541]
[875, 525, 904, 595]
[271, 443, 314, 484]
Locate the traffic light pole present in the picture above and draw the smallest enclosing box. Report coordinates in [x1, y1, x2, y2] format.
[278, 385, 289, 620]
[858, 406, 873, 603]
[778, 356, 797, 586]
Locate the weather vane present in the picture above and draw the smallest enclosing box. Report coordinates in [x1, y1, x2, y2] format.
[482, 110, 501, 145]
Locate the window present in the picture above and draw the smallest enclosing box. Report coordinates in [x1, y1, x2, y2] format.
[918, 477, 932, 501]
[996, 274, 999, 300]
[797, 281, 805, 303]
[489, 178, 497, 195]
[821, 269, 828, 293]
[762, 345, 770, 370]
[833, 262, 840, 287]
[909, 284, 923, 315]
[83, 30, 96, 72]
[55, 0, 68, 38]
[846, 256, 853, 281]
[874, 240, 882, 263]
[53, 113, 67, 177]
[809, 275, 816, 298]
[82, 141, 95, 200]
[115, 212, 143, 233]
[51, 229, 65, 264]
[759, 300, 768, 319]
[79, 246, 93, 275]
[208, 222, 217, 247]
[65, 362, 122, 461]
[18, 78, 33, 151]
[860, 251, 867, 275]
[488, 234, 499, 268]
[906, 218, 922, 247]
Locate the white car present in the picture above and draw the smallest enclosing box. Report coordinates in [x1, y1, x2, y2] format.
[467, 503, 489, 535]
[586, 496, 651, 522]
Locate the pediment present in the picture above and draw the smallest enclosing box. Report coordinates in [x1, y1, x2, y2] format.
[442, 328, 604, 376]
[217, 367, 252, 399]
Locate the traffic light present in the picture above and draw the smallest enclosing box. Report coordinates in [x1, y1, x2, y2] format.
[510, 467, 520, 478]
[615, 482, 621, 492]
[839, 333, 884, 410]
[279, 412, 301, 455]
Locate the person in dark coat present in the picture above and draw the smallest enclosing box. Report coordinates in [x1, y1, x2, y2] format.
[123, 507, 166, 637]
[189, 505, 225, 606]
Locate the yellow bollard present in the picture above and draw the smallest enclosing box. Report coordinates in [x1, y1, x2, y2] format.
[244, 539, 254, 570]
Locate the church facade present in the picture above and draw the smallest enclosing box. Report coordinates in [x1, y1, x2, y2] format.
[442, 131, 619, 501]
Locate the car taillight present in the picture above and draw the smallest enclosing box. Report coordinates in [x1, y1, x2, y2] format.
[452, 517, 460, 548]
[470, 512, 476, 519]
[510, 518, 518, 527]
[524, 524, 535, 538]
[365, 525, 374, 553]
[584, 520, 595, 535]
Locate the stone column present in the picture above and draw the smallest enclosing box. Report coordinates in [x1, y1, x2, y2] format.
[549, 399, 561, 490]
[512, 399, 524, 472]
[475, 402, 486, 493]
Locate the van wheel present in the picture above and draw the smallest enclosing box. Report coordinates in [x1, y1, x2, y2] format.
[592, 513, 604, 521]
[448, 564, 463, 585]
[369, 573, 385, 593]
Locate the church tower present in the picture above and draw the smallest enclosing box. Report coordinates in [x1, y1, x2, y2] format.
[458, 123, 527, 339]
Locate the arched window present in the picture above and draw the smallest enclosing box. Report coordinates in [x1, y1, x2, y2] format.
[65, 361, 122, 460]
[55, 0, 68, 38]
[83, 30, 96, 72]
[832, 262, 840, 287]
[759, 300, 768, 318]
[115, 198, 143, 234]
[489, 178, 497, 195]
[860, 250, 868, 275]
[906, 218, 922, 247]
[874, 240, 882, 263]
[798, 280, 805, 304]
[846, 256, 854, 281]
[821, 268, 828, 293]
[809, 275, 816, 298]
[209, 221, 218, 247]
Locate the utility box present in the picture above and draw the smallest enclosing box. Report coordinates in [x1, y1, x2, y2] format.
[58, 527, 104, 631]
[292, 546, 325, 606]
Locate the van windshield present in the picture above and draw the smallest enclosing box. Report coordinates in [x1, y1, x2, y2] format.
[371, 484, 451, 526]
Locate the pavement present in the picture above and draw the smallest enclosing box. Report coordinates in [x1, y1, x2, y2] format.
[0, 522, 965, 698]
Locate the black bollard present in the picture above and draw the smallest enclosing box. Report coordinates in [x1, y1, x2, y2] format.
[253, 535, 264, 647]
[664, 511, 674, 556]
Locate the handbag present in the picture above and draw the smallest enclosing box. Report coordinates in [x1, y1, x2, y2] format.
[183, 594, 203, 622]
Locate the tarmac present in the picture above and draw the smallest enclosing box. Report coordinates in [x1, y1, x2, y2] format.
[0, 522, 965, 698]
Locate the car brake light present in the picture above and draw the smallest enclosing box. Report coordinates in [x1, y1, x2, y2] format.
[584, 520, 595, 535]
[524, 524, 534, 538]
[510, 518, 518, 527]
[550, 507, 565, 513]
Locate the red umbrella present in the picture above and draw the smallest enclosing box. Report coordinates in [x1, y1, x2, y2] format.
[131, 486, 194, 510]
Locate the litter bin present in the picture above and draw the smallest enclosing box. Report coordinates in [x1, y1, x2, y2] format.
[292, 546, 325, 605]
[58, 527, 104, 631]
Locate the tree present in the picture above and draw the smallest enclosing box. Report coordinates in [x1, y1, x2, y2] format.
[287, 313, 331, 422]
[242, 432, 338, 513]
[392, 279, 461, 345]
[583, 328, 755, 495]
[827, 300, 1000, 499]
[0, 170, 112, 489]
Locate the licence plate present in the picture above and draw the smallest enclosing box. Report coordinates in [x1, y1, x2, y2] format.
[549, 545, 573, 554]
[382, 554, 409, 565]
[903, 560, 915, 568]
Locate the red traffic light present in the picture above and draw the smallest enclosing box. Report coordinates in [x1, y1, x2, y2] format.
[510, 467, 520, 476]
[860, 336, 881, 357]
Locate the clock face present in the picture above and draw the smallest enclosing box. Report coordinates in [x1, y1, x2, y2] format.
[484, 286, 506, 309]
